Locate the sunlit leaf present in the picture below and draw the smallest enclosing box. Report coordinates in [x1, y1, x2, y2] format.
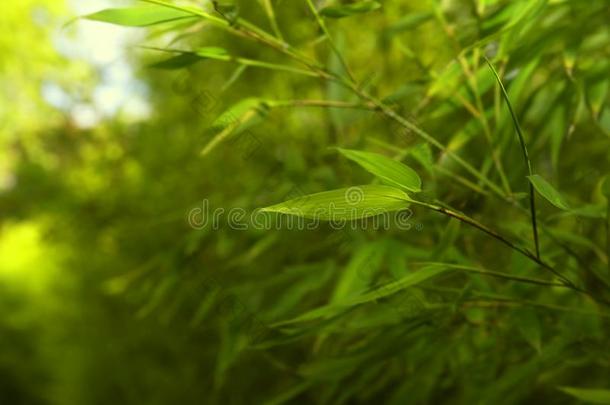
[195, 47, 231, 60]
[85, 5, 197, 27]
[201, 98, 267, 156]
[319, 1, 381, 19]
[337, 148, 422, 193]
[211, 97, 266, 130]
[260, 185, 410, 220]
[527, 174, 570, 210]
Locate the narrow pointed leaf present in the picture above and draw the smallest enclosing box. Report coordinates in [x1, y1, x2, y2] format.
[85, 5, 197, 27]
[338, 148, 422, 192]
[527, 174, 570, 210]
[385, 11, 432, 35]
[212, 98, 266, 130]
[319, 1, 381, 19]
[261, 185, 410, 220]
[195, 47, 231, 60]
[148, 53, 202, 69]
[274, 264, 448, 325]
[602, 175, 610, 198]
[558, 387, 610, 404]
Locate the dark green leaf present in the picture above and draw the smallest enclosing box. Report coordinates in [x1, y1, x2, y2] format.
[527, 174, 570, 210]
[602, 175, 610, 198]
[558, 387, 610, 404]
[319, 1, 381, 19]
[275, 265, 448, 324]
[148, 53, 202, 69]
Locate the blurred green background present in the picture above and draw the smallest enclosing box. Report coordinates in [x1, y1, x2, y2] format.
[1, 0, 609, 404]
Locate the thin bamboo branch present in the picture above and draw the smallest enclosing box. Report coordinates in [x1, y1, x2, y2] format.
[485, 57, 541, 259]
[305, 0, 357, 83]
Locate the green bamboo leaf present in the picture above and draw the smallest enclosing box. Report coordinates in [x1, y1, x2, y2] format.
[603, 176, 610, 198]
[564, 204, 606, 219]
[385, 11, 432, 34]
[352, 265, 447, 305]
[319, 1, 381, 19]
[331, 241, 387, 304]
[516, 309, 542, 352]
[408, 143, 434, 175]
[85, 5, 197, 27]
[260, 185, 410, 220]
[201, 98, 267, 156]
[527, 174, 570, 210]
[148, 53, 202, 69]
[587, 79, 609, 119]
[274, 265, 447, 325]
[558, 387, 610, 404]
[337, 148, 422, 193]
[212, 98, 266, 130]
[195, 47, 231, 60]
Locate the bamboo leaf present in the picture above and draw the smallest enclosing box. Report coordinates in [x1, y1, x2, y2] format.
[195, 47, 231, 60]
[353, 265, 447, 305]
[587, 79, 609, 119]
[527, 174, 570, 210]
[261, 185, 410, 220]
[212, 98, 266, 130]
[385, 11, 433, 35]
[201, 98, 267, 156]
[516, 309, 542, 352]
[337, 148, 422, 193]
[275, 265, 448, 325]
[603, 175, 610, 198]
[148, 53, 202, 69]
[558, 387, 610, 404]
[319, 1, 381, 19]
[85, 5, 197, 27]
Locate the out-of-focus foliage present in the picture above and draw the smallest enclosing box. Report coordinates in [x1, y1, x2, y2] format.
[1, 0, 610, 404]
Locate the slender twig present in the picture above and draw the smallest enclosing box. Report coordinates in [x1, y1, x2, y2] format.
[459, 299, 610, 319]
[146, 1, 512, 204]
[431, 6, 512, 194]
[260, 0, 284, 41]
[408, 199, 575, 287]
[305, 0, 357, 83]
[413, 262, 567, 288]
[141, 46, 319, 77]
[485, 57, 541, 259]
[425, 286, 610, 318]
[607, 202, 610, 276]
[267, 99, 375, 109]
[141, 0, 608, 304]
[344, 84, 509, 198]
[410, 199, 610, 305]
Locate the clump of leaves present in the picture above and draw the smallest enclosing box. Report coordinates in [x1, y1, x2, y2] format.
[77, 0, 610, 403]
